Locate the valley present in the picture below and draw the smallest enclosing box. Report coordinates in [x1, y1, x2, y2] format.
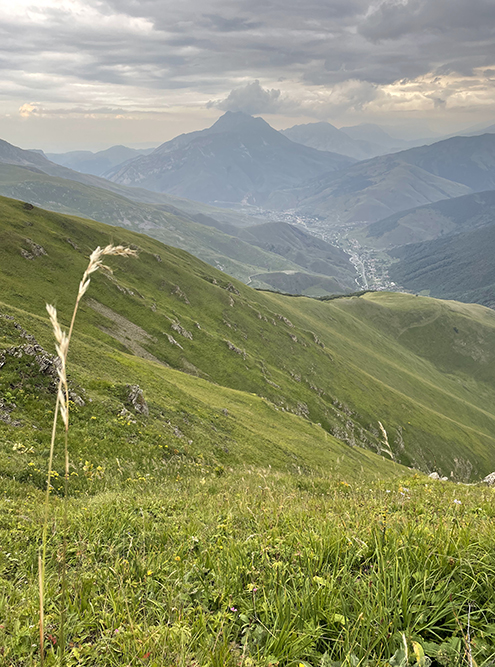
[2, 113, 495, 667]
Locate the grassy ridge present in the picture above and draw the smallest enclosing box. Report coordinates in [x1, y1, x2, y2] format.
[1, 195, 495, 479]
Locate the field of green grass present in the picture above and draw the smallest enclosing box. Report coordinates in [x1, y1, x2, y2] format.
[1, 196, 495, 665]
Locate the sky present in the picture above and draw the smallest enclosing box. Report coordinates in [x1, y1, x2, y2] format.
[1, 0, 495, 151]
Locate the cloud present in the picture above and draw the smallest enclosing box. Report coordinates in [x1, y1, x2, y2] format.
[2, 0, 495, 134]
[210, 80, 285, 114]
[19, 103, 41, 118]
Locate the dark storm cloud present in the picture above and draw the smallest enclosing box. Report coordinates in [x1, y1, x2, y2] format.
[2, 0, 495, 113]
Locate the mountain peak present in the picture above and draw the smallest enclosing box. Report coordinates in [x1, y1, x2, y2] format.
[210, 111, 270, 133]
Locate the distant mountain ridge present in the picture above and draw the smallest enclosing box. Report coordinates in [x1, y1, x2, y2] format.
[282, 122, 418, 160]
[0, 156, 357, 295]
[268, 133, 495, 224]
[358, 189, 495, 248]
[44, 145, 155, 177]
[105, 111, 355, 204]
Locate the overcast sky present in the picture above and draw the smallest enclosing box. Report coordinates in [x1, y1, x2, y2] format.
[1, 0, 495, 151]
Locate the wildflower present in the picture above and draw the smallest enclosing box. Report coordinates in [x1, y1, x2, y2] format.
[174, 556, 181, 561]
[454, 499, 462, 505]
[230, 607, 238, 612]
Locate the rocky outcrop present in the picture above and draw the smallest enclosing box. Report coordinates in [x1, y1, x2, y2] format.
[481, 472, 495, 486]
[126, 384, 149, 416]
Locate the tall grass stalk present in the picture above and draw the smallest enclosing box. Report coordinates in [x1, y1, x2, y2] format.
[39, 245, 137, 665]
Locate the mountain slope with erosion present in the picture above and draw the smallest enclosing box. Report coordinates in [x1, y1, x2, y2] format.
[1, 195, 495, 480]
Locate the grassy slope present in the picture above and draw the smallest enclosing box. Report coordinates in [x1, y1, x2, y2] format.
[357, 189, 495, 249]
[0, 164, 357, 293]
[2, 197, 495, 666]
[1, 196, 495, 481]
[389, 222, 495, 309]
[3, 467, 495, 666]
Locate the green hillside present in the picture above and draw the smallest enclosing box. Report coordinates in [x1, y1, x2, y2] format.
[1, 195, 495, 481]
[0, 163, 356, 294]
[3, 196, 495, 666]
[390, 221, 495, 308]
[357, 189, 495, 248]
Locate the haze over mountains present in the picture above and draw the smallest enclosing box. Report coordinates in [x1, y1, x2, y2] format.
[106, 111, 355, 204]
[0, 138, 358, 296]
[281, 122, 417, 160]
[3, 111, 495, 309]
[43, 145, 155, 177]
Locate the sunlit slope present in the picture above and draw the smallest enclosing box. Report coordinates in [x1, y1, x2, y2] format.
[1, 195, 495, 479]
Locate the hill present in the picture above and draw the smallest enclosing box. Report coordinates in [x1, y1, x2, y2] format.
[281, 122, 383, 160]
[358, 189, 495, 248]
[390, 221, 495, 308]
[2, 195, 495, 481]
[105, 111, 355, 204]
[45, 145, 155, 176]
[284, 156, 471, 222]
[273, 133, 495, 225]
[2, 197, 495, 666]
[0, 162, 358, 294]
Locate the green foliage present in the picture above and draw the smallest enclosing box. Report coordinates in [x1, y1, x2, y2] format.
[1, 196, 495, 665]
[1, 469, 495, 665]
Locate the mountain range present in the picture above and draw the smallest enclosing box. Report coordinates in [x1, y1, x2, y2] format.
[105, 111, 355, 204]
[0, 142, 357, 295]
[275, 134, 495, 223]
[281, 122, 416, 160]
[43, 145, 155, 177]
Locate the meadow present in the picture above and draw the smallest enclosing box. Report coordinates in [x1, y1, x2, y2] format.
[2, 462, 495, 666]
[1, 196, 495, 665]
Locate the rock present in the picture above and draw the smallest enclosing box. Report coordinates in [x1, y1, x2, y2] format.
[171, 285, 190, 304]
[226, 340, 246, 358]
[171, 321, 193, 340]
[26, 238, 47, 257]
[428, 472, 441, 480]
[166, 333, 183, 349]
[126, 384, 149, 416]
[482, 472, 495, 486]
[66, 238, 79, 250]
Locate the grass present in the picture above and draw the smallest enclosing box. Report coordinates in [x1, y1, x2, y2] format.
[1, 197, 495, 664]
[1, 466, 495, 665]
[1, 196, 495, 479]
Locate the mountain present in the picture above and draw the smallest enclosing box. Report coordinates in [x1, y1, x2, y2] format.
[105, 111, 355, 204]
[277, 133, 495, 224]
[0, 162, 357, 294]
[2, 194, 495, 479]
[340, 123, 414, 150]
[0, 137, 262, 228]
[45, 145, 155, 177]
[358, 189, 495, 248]
[389, 221, 495, 309]
[281, 122, 385, 160]
[280, 155, 472, 222]
[237, 221, 355, 285]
